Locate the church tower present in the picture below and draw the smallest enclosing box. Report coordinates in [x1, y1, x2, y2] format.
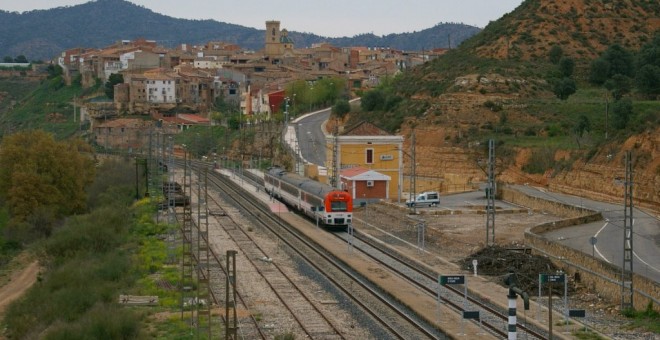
[265, 21, 281, 56]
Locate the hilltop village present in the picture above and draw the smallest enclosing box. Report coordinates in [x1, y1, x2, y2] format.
[55, 20, 446, 149]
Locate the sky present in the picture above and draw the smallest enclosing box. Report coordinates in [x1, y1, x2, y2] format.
[2, 0, 524, 38]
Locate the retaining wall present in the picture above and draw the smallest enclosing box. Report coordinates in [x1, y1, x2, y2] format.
[501, 187, 659, 312]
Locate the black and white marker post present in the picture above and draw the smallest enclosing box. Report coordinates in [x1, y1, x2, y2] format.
[504, 270, 530, 340]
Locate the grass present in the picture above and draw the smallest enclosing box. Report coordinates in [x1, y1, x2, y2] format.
[622, 304, 660, 334]
[0, 77, 84, 139]
[1, 185, 192, 338]
[573, 328, 606, 339]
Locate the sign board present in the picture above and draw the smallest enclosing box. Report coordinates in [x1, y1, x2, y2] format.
[569, 309, 586, 318]
[462, 311, 480, 320]
[440, 275, 465, 285]
[541, 274, 565, 283]
[589, 236, 598, 245]
[380, 154, 394, 161]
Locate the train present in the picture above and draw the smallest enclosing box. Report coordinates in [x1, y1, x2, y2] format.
[264, 167, 353, 227]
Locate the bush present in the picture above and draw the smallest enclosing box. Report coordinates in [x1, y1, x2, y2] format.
[612, 98, 634, 129]
[332, 99, 350, 118]
[522, 147, 556, 174]
[552, 77, 577, 100]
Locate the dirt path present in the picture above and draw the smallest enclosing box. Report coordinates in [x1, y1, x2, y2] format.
[0, 261, 39, 319]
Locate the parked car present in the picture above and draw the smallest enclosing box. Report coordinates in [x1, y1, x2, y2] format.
[406, 191, 440, 207]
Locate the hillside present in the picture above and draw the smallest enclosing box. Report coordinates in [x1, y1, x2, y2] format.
[465, 0, 660, 61]
[349, 0, 660, 210]
[0, 0, 480, 61]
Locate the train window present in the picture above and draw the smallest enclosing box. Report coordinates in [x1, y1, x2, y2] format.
[330, 201, 347, 212]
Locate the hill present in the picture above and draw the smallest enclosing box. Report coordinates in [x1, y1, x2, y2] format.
[0, 0, 480, 61]
[465, 0, 660, 61]
[349, 0, 660, 210]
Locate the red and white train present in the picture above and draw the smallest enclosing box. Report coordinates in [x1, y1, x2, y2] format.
[264, 167, 353, 227]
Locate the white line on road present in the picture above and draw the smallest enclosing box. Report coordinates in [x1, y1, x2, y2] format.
[593, 221, 611, 263]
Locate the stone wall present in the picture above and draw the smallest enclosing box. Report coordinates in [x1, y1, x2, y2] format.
[526, 231, 659, 312]
[500, 186, 598, 219]
[502, 186, 659, 312]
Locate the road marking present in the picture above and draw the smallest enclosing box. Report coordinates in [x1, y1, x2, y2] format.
[633, 251, 660, 274]
[593, 222, 611, 263]
[629, 219, 660, 274]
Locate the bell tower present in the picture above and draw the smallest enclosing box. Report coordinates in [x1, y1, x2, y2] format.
[265, 21, 281, 56]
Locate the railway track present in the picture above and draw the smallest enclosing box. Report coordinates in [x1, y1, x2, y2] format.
[231, 167, 545, 337]
[205, 166, 445, 339]
[339, 230, 549, 339]
[203, 175, 347, 339]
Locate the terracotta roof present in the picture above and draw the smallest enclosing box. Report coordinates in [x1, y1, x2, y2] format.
[340, 166, 370, 178]
[177, 114, 210, 124]
[96, 118, 151, 128]
[341, 121, 391, 136]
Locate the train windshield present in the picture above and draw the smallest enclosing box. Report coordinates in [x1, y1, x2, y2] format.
[330, 201, 348, 212]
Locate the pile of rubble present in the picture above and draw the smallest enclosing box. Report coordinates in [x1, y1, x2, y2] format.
[459, 245, 577, 295]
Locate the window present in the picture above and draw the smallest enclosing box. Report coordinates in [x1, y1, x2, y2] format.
[366, 180, 374, 187]
[366, 149, 374, 164]
[330, 201, 347, 212]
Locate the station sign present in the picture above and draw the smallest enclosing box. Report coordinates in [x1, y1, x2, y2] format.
[440, 275, 465, 285]
[541, 274, 565, 283]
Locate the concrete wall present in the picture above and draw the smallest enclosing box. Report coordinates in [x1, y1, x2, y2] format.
[501, 187, 659, 312]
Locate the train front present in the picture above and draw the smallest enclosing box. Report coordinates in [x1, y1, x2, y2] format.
[323, 190, 353, 227]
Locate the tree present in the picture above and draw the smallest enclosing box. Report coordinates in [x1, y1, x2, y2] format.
[573, 115, 591, 149]
[602, 44, 634, 78]
[558, 57, 575, 77]
[3, 56, 13, 63]
[0, 131, 95, 231]
[46, 64, 63, 79]
[14, 55, 28, 63]
[548, 45, 563, 64]
[332, 100, 350, 118]
[589, 58, 610, 85]
[611, 98, 634, 130]
[604, 74, 631, 101]
[635, 33, 660, 69]
[361, 89, 386, 111]
[552, 78, 577, 100]
[636, 64, 660, 98]
[105, 73, 124, 99]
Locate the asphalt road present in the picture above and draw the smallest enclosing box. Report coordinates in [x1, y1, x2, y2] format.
[512, 185, 660, 284]
[293, 108, 331, 166]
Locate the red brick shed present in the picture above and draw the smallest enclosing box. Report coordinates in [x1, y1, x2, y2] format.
[340, 166, 391, 203]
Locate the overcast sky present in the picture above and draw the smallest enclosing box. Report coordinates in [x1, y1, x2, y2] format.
[2, 0, 524, 38]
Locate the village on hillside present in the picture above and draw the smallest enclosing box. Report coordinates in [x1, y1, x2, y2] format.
[54, 20, 448, 150]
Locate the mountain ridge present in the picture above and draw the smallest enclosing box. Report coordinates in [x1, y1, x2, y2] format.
[0, 0, 481, 61]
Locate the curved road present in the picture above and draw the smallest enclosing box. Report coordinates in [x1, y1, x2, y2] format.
[512, 185, 660, 284]
[294, 108, 330, 166]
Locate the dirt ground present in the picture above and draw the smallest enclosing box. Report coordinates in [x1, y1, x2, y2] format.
[0, 253, 40, 320]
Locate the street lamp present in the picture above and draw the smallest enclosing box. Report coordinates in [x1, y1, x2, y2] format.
[309, 86, 314, 113]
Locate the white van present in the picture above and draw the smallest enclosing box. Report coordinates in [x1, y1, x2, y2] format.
[406, 191, 440, 207]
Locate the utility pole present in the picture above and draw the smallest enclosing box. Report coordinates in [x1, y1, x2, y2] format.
[605, 92, 609, 140]
[486, 139, 496, 246]
[622, 151, 634, 310]
[331, 118, 340, 189]
[410, 127, 417, 214]
[196, 168, 212, 337]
